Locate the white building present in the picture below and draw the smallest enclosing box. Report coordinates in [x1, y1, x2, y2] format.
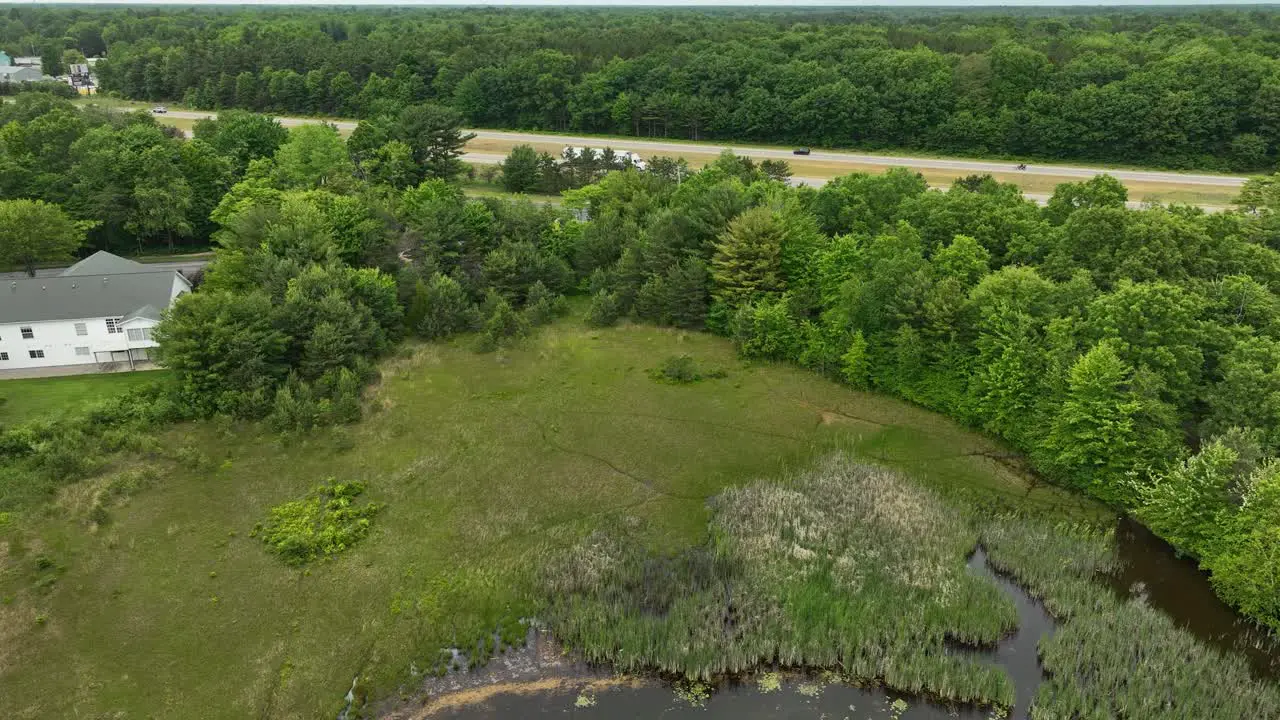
[0, 252, 190, 371]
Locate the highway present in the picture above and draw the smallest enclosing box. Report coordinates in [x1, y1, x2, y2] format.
[159, 110, 1249, 193]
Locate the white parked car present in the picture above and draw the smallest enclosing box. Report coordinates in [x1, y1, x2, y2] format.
[151, 106, 168, 114]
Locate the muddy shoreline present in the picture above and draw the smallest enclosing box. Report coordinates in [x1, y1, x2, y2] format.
[378, 629, 614, 719]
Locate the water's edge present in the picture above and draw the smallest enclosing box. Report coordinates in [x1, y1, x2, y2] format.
[381, 548, 1054, 720]
[378, 521, 1280, 719]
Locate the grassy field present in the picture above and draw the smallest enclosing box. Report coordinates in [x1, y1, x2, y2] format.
[0, 319, 1101, 719]
[0, 371, 169, 425]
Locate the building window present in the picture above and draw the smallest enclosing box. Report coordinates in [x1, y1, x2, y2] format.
[75, 322, 87, 336]
[126, 327, 153, 342]
[0, 352, 8, 361]
[105, 318, 122, 334]
[75, 346, 90, 356]
[20, 326, 33, 339]
[28, 349, 44, 359]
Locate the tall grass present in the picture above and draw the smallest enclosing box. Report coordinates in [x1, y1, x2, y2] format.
[541, 455, 1018, 709]
[983, 517, 1280, 719]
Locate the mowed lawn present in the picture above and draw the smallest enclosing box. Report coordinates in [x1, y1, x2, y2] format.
[0, 371, 169, 425]
[0, 321, 1101, 719]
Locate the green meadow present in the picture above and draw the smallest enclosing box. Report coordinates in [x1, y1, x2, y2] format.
[0, 319, 1096, 719]
[0, 371, 169, 425]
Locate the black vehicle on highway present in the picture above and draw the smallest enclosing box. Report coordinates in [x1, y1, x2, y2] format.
[793, 147, 811, 155]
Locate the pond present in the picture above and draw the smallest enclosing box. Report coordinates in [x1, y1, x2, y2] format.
[415, 519, 1279, 720]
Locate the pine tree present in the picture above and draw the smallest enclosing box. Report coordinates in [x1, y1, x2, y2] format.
[711, 206, 785, 308]
[664, 257, 710, 329]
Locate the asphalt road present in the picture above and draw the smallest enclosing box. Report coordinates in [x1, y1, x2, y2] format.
[158, 110, 1248, 191]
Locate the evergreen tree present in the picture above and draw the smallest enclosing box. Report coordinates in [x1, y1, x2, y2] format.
[711, 205, 785, 308]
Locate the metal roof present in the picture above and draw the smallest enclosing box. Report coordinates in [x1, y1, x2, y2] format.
[1, 271, 181, 324]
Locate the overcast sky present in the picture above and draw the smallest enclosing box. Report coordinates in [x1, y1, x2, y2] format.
[35, 1, 1280, 5]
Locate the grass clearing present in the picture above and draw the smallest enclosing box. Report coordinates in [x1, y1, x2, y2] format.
[0, 371, 169, 425]
[0, 318, 1098, 719]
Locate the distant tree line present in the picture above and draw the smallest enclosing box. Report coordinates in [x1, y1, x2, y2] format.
[2, 6, 1272, 169]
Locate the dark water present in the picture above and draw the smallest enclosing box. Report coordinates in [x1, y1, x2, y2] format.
[432, 521, 1280, 720]
[965, 547, 1054, 718]
[1109, 516, 1280, 680]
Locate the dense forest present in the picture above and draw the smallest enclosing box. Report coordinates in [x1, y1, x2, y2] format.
[4, 6, 1280, 169]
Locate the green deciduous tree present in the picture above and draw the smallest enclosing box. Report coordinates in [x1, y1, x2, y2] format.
[1139, 440, 1240, 558]
[270, 124, 354, 190]
[1201, 460, 1280, 630]
[501, 144, 542, 193]
[0, 198, 89, 275]
[1044, 341, 1142, 502]
[152, 291, 289, 415]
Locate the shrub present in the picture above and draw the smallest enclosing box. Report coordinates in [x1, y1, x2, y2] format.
[255, 480, 379, 565]
[268, 380, 324, 434]
[478, 294, 530, 350]
[731, 296, 802, 361]
[411, 272, 481, 340]
[584, 290, 621, 327]
[522, 280, 567, 326]
[648, 355, 726, 385]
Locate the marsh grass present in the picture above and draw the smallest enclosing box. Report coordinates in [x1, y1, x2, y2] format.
[542, 455, 1018, 710]
[982, 517, 1280, 719]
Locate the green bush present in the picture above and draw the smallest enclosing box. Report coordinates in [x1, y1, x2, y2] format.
[522, 280, 568, 326]
[410, 272, 482, 340]
[584, 290, 621, 328]
[647, 355, 726, 385]
[255, 480, 380, 566]
[477, 294, 530, 351]
[731, 296, 802, 361]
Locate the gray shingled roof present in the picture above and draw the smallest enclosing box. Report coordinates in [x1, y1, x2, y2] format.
[122, 304, 163, 323]
[60, 251, 147, 277]
[1, 272, 179, 324]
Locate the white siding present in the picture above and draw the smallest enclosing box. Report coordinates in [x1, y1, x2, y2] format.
[170, 273, 191, 303]
[0, 316, 159, 370]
